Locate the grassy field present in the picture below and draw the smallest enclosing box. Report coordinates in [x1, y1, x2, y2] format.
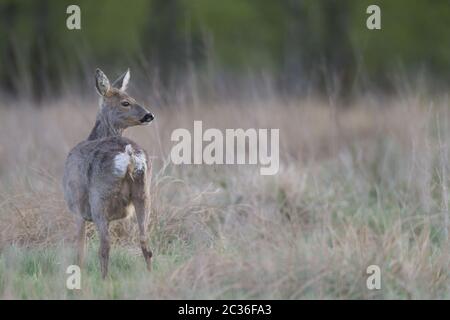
[0, 92, 449, 299]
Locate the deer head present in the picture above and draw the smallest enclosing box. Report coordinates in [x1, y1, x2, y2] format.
[94, 68, 154, 133]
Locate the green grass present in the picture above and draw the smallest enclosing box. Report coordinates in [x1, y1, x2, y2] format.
[0, 238, 194, 299]
[0, 187, 449, 299]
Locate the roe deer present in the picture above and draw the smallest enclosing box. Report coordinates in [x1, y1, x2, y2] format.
[63, 68, 155, 278]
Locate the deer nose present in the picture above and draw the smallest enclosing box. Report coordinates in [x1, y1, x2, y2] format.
[141, 113, 154, 123]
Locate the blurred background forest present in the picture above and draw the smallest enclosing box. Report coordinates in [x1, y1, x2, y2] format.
[0, 0, 449, 103]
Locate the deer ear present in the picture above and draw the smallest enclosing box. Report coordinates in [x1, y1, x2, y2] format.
[95, 68, 111, 96]
[112, 68, 131, 91]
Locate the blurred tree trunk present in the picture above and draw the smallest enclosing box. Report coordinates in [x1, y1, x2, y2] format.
[142, 0, 187, 90]
[279, 0, 308, 96]
[320, 0, 355, 106]
[0, 1, 19, 97]
[281, 0, 355, 105]
[29, 0, 52, 102]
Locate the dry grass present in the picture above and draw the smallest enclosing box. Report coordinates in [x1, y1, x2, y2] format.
[0, 92, 449, 299]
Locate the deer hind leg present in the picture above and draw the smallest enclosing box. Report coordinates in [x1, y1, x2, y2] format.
[132, 174, 152, 271]
[76, 217, 86, 268]
[135, 199, 152, 271]
[97, 219, 110, 279]
[91, 200, 111, 279]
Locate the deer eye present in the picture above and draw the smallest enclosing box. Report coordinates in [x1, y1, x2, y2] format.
[121, 101, 130, 107]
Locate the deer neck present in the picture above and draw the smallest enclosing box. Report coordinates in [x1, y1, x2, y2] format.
[87, 113, 123, 140]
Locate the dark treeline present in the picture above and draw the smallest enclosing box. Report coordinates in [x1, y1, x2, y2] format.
[0, 0, 449, 103]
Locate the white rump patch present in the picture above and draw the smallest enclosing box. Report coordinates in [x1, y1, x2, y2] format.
[133, 151, 147, 173]
[113, 145, 133, 177]
[113, 144, 146, 177]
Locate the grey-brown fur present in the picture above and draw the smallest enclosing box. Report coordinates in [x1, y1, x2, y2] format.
[63, 68, 154, 278]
